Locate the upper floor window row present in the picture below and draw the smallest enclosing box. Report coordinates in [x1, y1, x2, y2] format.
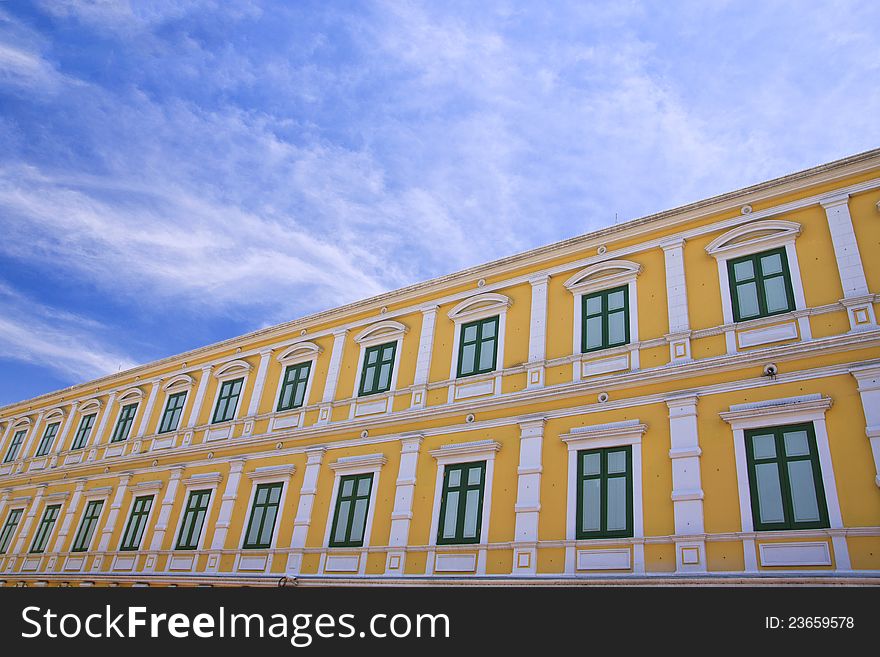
[0, 223, 822, 449]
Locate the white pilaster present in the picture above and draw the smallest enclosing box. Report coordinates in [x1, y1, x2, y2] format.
[56, 402, 79, 452]
[666, 394, 706, 572]
[9, 484, 46, 560]
[19, 410, 45, 463]
[821, 194, 876, 331]
[185, 366, 213, 429]
[513, 416, 545, 574]
[50, 479, 86, 554]
[317, 330, 348, 424]
[89, 391, 117, 453]
[660, 237, 693, 363]
[287, 446, 326, 575]
[135, 380, 161, 438]
[526, 275, 549, 389]
[0, 421, 12, 456]
[385, 434, 423, 575]
[206, 459, 246, 572]
[851, 364, 880, 488]
[411, 306, 439, 408]
[145, 466, 185, 571]
[92, 473, 132, 571]
[246, 350, 274, 418]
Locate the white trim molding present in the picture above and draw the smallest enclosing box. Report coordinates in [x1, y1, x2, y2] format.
[560, 419, 647, 575]
[350, 321, 409, 420]
[706, 219, 811, 353]
[850, 364, 880, 488]
[319, 453, 387, 576]
[719, 394, 849, 572]
[447, 293, 512, 403]
[426, 439, 501, 576]
[564, 259, 642, 382]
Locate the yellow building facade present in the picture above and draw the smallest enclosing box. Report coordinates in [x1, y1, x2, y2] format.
[1, 151, 880, 586]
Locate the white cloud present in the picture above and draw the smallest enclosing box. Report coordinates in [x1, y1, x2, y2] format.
[0, 283, 138, 383]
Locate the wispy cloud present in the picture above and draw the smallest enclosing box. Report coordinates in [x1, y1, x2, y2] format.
[0, 0, 878, 402]
[0, 283, 137, 382]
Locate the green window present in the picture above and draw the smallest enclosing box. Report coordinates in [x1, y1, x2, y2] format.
[329, 474, 373, 548]
[437, 462, 485, 545]
[110, 403, 138, 443]
[29, 504, 61, 554]
[119, 495, 154, 551]
[358, 342, 397, 396]
[242, 483, 284, 549]
[457, 316, 499, 378]
[70, 413, 96, 450]
[71, 500, 104, 552]
[0, 508, 23, 554]
[277, 362, 312, 411]
[581, 285, 630, 353]
[576, 446, 633, 539]
[34, 422, 60, 457]
[728, 247, 795, 322]
[4, 429, 27, 463]
[175, 489, 211, 550]
[745, 423, 829, 531]
[158, 391, 187, 434]
[212, 378, 243, 423]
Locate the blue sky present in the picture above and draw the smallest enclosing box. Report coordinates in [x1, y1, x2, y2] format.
[1, 1, 879, 406]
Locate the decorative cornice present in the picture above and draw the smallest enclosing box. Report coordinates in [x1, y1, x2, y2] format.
[246, 464, 296, 482]
[329, 453, 387, 472]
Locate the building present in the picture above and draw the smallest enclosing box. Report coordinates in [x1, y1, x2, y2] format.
[1, 150, 879, 587]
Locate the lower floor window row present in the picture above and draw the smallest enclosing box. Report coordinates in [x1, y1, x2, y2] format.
[1, 422, 834, 557]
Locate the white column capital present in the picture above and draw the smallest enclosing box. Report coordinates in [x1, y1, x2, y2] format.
[527, 273, 551, 286]
[819, 192, 850, 209]
[659, 235, 687, 250]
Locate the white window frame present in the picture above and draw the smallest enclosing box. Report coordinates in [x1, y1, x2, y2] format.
[0, 503, 28, 556]
[560, 419, 646, 574]
[116, 483, 162, 554]
[426, 439, 501, 575]
[104, 388, 143, 457]
[319, 453, 387, 575]
[204, 360, 253, 442]
[719, 393, 848, 571]
[2, 419, 31, 465]
[349, 320, 408, 419]
[70, 490, 110, 553]
[169, 474, 221, 560]
[238, 465, 295, 551]
[270, 341, 322, 432]
[563, 260, 642, 382]
[705, 219, 810, 352]
[32, 409, 64, 460]
[446, 293, 511, 403]
[70, 399, 102, 452]
[156, 375, 195, 436]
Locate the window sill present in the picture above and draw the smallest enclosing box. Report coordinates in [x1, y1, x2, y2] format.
[573, 342, 639, 381]
[447, 370, 501, 402]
